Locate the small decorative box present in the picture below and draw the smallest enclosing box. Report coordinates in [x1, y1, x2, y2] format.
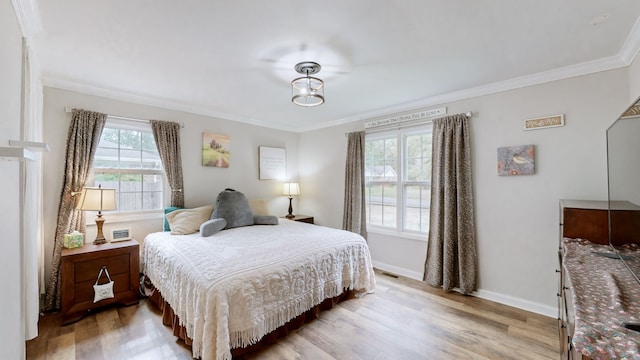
[63, 231, 84, 249]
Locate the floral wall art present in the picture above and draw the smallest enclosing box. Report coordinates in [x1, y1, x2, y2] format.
[497, 144, 535, 176]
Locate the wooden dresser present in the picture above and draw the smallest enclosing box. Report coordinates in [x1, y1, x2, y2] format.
[558, 200, 640, 359]
[61, 239, 140, 324]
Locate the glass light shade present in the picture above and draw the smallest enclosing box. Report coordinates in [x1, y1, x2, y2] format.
[282, 182, 301, 196]
[76, 186, 116, 211]
[291, 76, 325, 107]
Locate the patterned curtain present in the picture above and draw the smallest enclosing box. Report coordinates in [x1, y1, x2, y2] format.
[150, 120, 184, 207]
[342, 131, 367, 239]
[44, 109, 107, 311]
[423, 114, 477, 294]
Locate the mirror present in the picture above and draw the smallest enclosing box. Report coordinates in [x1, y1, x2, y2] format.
[606, 96, 640, 305]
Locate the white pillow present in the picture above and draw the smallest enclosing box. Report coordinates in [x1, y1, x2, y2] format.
[249, 199, 270, 216]
[166, 205, 214, 235]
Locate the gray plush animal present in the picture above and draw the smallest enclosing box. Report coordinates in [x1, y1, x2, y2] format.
[200, 188, 278, 236]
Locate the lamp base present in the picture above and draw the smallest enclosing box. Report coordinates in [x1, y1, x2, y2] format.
[286, 196, 295, 219]
[94, 215, 107, 245]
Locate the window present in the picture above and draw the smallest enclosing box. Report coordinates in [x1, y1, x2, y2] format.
[92, 119, 164, 213]
[365, 126, 432, 235]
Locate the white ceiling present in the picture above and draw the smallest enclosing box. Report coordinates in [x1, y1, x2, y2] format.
[25, 1, 640, 132]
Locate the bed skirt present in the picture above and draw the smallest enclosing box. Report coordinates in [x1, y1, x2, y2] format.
[144, 277, 354, 357]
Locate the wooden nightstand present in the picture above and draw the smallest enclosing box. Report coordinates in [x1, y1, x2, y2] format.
[283, 215, 314, 224]
[61, 239, 140, 325]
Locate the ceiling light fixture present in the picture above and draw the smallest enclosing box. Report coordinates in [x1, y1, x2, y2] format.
[291, 61, 324, 107]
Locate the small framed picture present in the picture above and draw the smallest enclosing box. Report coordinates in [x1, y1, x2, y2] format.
[497, 144, 535, 176]
[111, 228, 131, 242]
[523, 115, 564, 130]
[259, 146, 286, 180]
[202, 132, 230, 168]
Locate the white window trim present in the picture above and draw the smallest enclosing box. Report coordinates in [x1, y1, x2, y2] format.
[367, 226, 428, 242]
[83, 209, 163, 226]
[88, 118, 167, 222]
[365, 124, 432, 237]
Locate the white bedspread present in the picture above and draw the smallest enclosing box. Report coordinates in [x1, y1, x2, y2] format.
[142, 219, 375, 360]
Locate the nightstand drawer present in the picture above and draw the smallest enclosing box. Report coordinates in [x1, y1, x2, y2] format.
[74, 272, 132, 303]
[74, 253, 131, 282]
[295, 216, 314, 224]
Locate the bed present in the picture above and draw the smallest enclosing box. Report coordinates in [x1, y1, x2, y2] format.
[142, 218, 376, 360]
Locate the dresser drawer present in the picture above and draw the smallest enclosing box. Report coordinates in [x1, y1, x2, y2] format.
[74, 253, 131, 282]
[73, 272, 132, 303]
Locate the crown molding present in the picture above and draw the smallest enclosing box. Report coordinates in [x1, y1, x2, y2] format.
[301, 18, 640, 133]
[40, 16, 640, 134]
[43, 49, 629, 135]
[300, 54, 631, 133]
[619, 16, 640, 65]
[10, 0, 41, 37]
[41, 76, 295, 132]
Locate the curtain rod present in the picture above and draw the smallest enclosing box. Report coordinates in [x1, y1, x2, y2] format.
[64, 107, 184, 128]
[345, 111, 473, 137]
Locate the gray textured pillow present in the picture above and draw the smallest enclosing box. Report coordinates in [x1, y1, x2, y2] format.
[253, 215, 279, 225]
[211, 188, 254, 229]
[200, 218, 227, 237]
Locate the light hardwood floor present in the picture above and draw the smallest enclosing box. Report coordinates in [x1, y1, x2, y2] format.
[27, 270, 560, 359]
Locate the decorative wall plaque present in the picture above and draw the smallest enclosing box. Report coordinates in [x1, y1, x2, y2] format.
[523, 115, 564, 131]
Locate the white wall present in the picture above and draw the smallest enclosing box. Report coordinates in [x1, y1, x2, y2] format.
[630, 53, 640, 102]
[300, 68, 630, 316]
[0, 2, 26, 359]
[42, 87, 299, 285]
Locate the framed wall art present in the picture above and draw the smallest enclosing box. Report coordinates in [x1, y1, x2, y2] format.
[497, 144, 535, 176]
[259, 146, 286, 180]
[523, 115, 564, 130]
[202, 132, 230, 168]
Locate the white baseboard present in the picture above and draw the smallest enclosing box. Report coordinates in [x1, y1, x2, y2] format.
[372, 261, 557, 318]
[473, 289, 557, 318]
[372, 260, 423, 281]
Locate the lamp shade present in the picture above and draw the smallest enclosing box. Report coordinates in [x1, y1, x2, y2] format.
[76, 186, 116, 211]
[282, 182, 300, 196]
[291, 76, 324, 107]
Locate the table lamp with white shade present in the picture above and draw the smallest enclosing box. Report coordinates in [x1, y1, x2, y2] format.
[76, 185, 116, 244]
[282, 182, 300, 219]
